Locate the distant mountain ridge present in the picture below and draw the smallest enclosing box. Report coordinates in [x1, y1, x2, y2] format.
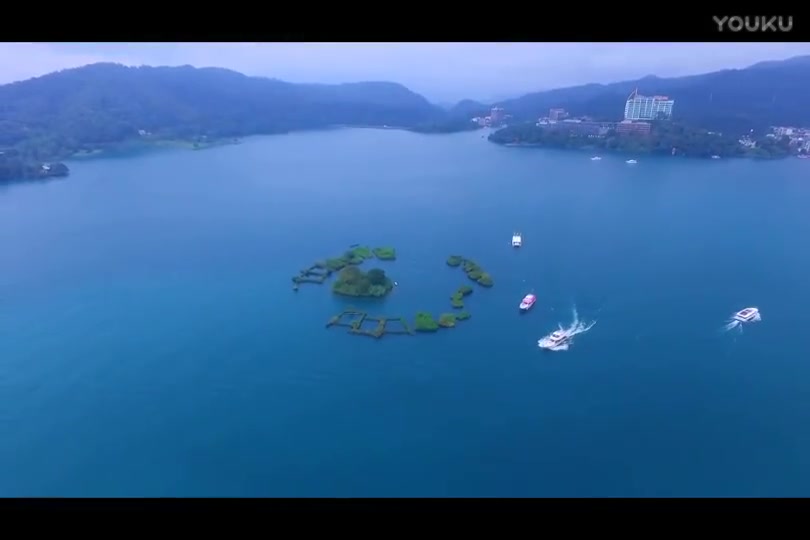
[487, 55, 810, 135]
[0, 62, 445, 161]
[2, 55, 809, 173]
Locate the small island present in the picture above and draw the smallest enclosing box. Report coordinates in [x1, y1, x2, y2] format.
[372, 246, 397, 260]
[0, 150, 70, 183]
[291, 245, 394, 288]
[447, 256, 494, 288]
[446, 255, 463, 267]
[414, 311, 439, 332]
[333, 266, 394, 298]
[438, 313, 457, 328]
[450, 284, 473, 309]
[304, 247, 486, 339]
[325, 246, 374, 271]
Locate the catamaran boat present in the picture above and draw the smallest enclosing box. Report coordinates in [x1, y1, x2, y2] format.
[512, 232, 522, 247]
[590, 156, 602, 161]
[733, 307, 759, 323]
[538, 330, 570, 350]
[519, 293, 537, 312]
[625, 159, 638, 164]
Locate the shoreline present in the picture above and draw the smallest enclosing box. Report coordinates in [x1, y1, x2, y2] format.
[493, 140, 800, 161]
[69, 137, 243, 161]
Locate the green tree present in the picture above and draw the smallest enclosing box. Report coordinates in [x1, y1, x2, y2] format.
[367, 268, 387, 286]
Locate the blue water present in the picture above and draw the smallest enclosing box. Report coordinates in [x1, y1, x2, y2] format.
[2, 128, 810, 496]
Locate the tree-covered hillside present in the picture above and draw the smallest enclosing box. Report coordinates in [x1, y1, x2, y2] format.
[492, 56, 810, 135]
[0, 63, 446, 165]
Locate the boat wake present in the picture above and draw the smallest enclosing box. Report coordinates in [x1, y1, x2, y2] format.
[723, 309, 762, 333]
[538, 307, 596, 351]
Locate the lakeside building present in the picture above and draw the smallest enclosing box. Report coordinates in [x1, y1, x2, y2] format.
[473, 107, 508, 128]
[549, 108, 567, 121]
[624, 89, 674, 121]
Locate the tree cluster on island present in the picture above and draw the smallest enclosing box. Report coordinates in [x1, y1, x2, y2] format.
[0, 150, 69, 182]
[371, 247, 397, 260]
[332, 266, 394, 298]
[450, 284, 473, 309]
[487, 120, 794, 159]
[446, 255, 494, 287]
[318, 249, 486, 338]
[292, 245, 396, 288]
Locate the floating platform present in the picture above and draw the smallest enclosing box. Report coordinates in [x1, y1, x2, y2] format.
[326, 310, 414, 338]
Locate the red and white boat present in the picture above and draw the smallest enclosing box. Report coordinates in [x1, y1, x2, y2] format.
[519, 293, 537, 311]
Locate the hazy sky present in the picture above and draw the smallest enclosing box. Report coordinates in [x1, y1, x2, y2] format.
[2, 42, 809, 103]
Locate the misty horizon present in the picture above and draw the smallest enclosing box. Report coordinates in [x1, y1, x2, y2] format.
[2, 42, 810, 103]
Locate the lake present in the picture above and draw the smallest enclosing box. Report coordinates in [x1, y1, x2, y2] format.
[1, 128, 810, 496]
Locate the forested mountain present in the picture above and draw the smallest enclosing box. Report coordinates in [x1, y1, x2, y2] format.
[2, 55, 809, 181]
[491, 56, 810, 135]
[0, 63, 445, 163]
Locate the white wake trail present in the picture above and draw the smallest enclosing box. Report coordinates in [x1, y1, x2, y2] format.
[722, 309, 761, 333]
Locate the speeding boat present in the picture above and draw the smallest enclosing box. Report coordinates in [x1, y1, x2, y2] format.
[733, 307, 759, 323]
[625, 159, 638, 164]
[590, 156, 602, 161]
[519, 293, 537, 312]
[538, 330, 570, 349]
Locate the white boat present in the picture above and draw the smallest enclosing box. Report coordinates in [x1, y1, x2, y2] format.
[512, 232, 522, 248]
[538, 330, 570, 349]
[625, 159, 638, 164]
[733, 307, 759, 323]
[519, 293, 537, 312]
[590, 156, 602, 161]
[711, 155, 721, 159]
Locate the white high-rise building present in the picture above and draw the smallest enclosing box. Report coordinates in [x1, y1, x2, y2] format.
[624, 89, 674, 121]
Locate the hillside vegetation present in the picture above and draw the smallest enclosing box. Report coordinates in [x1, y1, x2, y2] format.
[491, 56, 810, 135]
[0, 63, 445, 164]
